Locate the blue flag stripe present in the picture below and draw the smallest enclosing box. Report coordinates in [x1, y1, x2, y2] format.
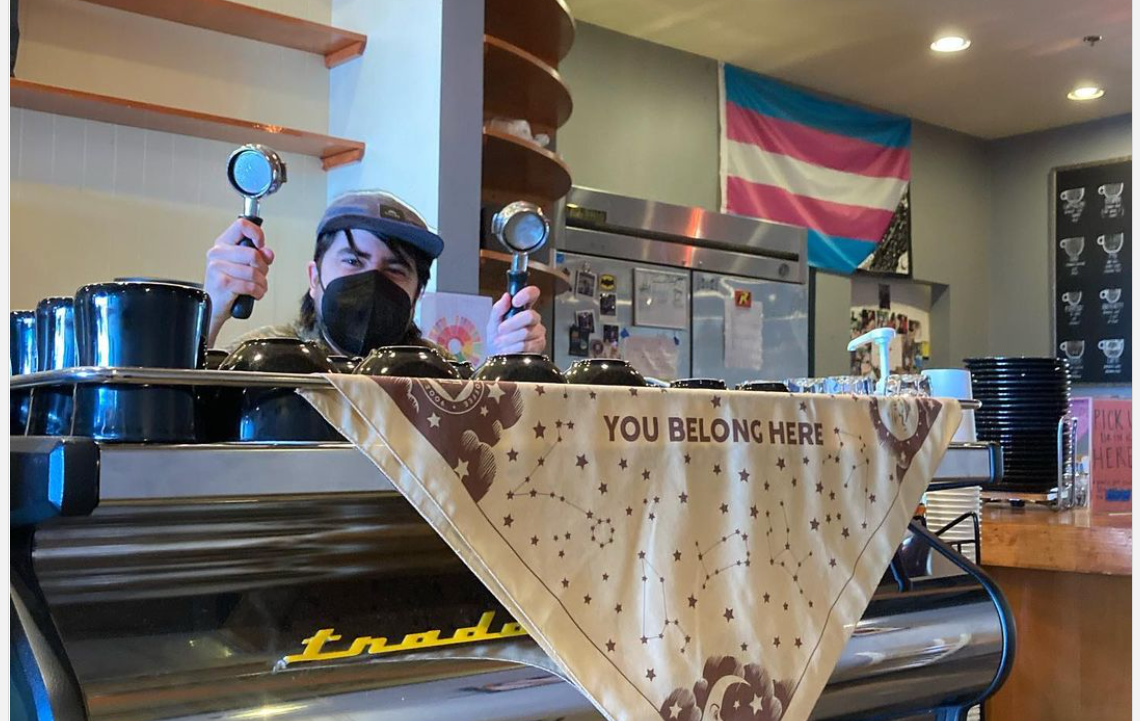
[724, 64, 911, 150]
[806, 232, 878, 273]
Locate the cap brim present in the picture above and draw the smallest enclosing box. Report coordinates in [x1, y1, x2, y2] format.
[321, 214, 445, 259]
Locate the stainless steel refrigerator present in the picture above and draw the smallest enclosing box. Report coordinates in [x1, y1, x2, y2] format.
[551, 187, 810, 386]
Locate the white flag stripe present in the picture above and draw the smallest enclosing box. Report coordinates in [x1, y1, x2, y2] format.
[725, 140, 908, 212]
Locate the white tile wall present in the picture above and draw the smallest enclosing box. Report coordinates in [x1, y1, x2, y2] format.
[10, 0, 335, 348]
[11, 109, 329, 349]
[16, 0, 333, 131]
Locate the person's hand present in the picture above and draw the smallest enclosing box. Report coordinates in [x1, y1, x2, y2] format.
[485, 286, 546, 356]
[204, 218, 275, 345]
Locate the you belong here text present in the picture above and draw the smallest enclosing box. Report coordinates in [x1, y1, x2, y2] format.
[603, 414, 826, 446]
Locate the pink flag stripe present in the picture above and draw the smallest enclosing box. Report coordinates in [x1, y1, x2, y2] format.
[725, 175, 895, 243]
[726, 101, 911, 181]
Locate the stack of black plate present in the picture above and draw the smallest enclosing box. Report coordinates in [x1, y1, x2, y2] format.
[964, 357, 1071, 492]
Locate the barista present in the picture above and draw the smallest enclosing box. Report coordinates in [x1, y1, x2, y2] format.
[204, 190, 547, 358]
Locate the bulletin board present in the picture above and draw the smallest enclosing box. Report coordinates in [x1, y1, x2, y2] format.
[849, 276, 931, 375]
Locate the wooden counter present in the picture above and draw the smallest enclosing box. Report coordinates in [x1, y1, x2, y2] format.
[982, 506, 1132, 721]
[982, 505, 1132, 575]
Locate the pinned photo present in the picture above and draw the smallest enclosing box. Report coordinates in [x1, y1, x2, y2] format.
[568, 326, 589, 357]
[600, 293, 617, 316]
[575, 269, 597, 298]
[603, 324, 620, 344]
[576, 309, 596, 334]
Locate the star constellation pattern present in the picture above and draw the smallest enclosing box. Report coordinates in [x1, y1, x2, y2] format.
[501, 419, 616, 550]
[457, 386, 931, 713]
[638, 553, 693, 654]
[695, 529, 752, 590]
[763, 501, 815, 607]
[501, 390, 903, 662]
[830, 428, 879, 530]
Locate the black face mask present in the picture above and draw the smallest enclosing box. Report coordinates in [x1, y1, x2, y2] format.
[318, 271, 414, 356]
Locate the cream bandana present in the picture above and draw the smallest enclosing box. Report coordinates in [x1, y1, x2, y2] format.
[302, 377, 959, 721]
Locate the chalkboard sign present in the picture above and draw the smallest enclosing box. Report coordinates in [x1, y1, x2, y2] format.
[1052, 157, 1131, 384]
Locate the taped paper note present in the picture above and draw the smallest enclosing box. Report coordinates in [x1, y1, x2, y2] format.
[724, 293, 764, 370]
[623, 334, 679, 380]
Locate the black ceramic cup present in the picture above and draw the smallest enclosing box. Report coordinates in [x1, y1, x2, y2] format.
[328, 355, 361, 374]
[449, 360, 475, 379]
[473, 354, 566, 384]
[354, 346, 460, 379]
[218, 338, 342, 443]
[27, 297, 77, 435]
[72, 281, 211, 442]
[564, 359, 647, 387]
[11, 310, 37, 434]
[204, 349, 230, 371]
[109, 278, 211, 368]
[669, 378, 728, 390]
[735, 380, 790, 393]
[195, 349, 236, 443]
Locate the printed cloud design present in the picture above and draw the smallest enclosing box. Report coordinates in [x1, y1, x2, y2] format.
[660, 655, 792, 721]
[375, 377, 523, 501]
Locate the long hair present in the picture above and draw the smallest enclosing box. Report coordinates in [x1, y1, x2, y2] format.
[299, 228, 433, 342]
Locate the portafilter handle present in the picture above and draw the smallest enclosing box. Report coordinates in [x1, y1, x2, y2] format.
[231, 197, 264, 320]
[506, 254, 530, 320]
[226, 144, 287, 320]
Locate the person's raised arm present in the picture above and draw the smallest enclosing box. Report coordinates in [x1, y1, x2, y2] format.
[203, 218, 275, 346]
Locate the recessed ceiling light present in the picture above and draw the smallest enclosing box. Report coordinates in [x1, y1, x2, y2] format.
[931, 35, 971, 53]
[1067, 85, 1105, 101]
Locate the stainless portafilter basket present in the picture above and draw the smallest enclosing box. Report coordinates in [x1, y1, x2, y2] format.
[491, 201, 549, 318]
[226, 144, 287, 319]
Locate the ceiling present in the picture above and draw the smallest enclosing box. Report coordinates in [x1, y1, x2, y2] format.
[566, 0, 1132, 139]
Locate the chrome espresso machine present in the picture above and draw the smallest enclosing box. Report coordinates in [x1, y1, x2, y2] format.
[11, 369, 1013, 721]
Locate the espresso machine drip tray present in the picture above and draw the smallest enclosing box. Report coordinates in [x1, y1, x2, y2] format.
[12, 436, 1012, 721]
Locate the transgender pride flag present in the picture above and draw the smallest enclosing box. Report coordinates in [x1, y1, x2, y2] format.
[720, 64, 911, 273]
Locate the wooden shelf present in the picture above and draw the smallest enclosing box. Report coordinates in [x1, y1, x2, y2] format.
[484, 35, 572, 135]
[479, 249, 570, 299]
[11, 79, 365, 170]
[485, 0, 574, 67]
[481, 127, 571, 206]
[75, 0, 366, 68]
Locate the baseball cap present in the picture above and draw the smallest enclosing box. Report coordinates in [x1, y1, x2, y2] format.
[317, 190, 445, 259]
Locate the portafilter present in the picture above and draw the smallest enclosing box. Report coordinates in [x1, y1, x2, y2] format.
[491, 201, 548, 318]
[226, 144, 287, 319]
